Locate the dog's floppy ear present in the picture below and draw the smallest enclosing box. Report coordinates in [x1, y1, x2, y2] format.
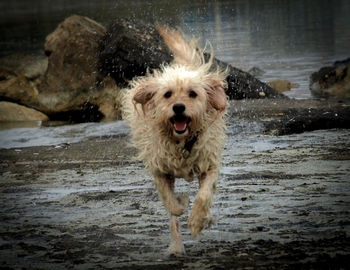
[133, 88, 154, 105]
[206, 75, 227, 112]
[132, 82, 155, 105]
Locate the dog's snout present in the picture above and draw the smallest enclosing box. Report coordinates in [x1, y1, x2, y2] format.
[173, 103, 186, 115]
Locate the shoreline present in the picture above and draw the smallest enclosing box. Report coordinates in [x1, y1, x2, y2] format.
[1, 99, 349, 269]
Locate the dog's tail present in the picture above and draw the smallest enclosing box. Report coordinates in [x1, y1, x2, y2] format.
[157, 25, 213, 69]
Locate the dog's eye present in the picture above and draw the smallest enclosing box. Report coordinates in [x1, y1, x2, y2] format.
[189, 90, 197, 98]
[164, 91, 172, 99]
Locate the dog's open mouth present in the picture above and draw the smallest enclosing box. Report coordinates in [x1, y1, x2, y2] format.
[170, 116, 191, 134]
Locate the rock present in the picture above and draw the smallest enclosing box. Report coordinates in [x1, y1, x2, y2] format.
[310, 58, 350, 99]
[0, 74, 39, 107]
[0, 53, 48, 80]
[0, 54, 47, 108]
[38, 15, 121, 121]
[99, 19, 279, 99]
[39, 14, 105, 113]
[264, 105, 350, 135]
[92, 76, 122, 121]
[248, 66, 265, 77]
[0, 101, 49, 121]
[99, 19, 172, 85]
[229, 99, 350, 135]
[212, 57, 279, 99]
[267, 80, 299, 94]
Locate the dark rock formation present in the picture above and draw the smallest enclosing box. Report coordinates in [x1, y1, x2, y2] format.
[264, 106, 350, 135]
[310, 58, 350, 99]
[1, 16, 284, 123]
[99, 19, 279, 99]
[228, 99, 350, 135]
[99, 19, 172, 86]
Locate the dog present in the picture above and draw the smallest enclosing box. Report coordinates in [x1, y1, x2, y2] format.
[122, 26, 227, 255]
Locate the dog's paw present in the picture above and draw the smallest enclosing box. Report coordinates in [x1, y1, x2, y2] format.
[188, 202, 210, 238]
[176, 194, 189, 209]
[167, 241, 186, 256]
[188, 215, 207, 238]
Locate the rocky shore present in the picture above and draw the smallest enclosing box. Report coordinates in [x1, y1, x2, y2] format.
[0, 15, 278, 123]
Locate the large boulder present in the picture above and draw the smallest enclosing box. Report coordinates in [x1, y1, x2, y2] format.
[310, 58, 350, 99]
[99, 19, 279, 99]
[38, 15, 121, 120]
[0, 54, 48, 108]
[0, 101, 48, 121]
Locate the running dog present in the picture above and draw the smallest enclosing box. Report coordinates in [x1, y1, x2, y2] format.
[122, 26, 227, 254]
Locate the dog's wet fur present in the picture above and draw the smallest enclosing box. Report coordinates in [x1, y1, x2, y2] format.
[122, 26, 227, 255]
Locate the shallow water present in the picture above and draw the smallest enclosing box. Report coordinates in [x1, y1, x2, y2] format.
[0, 121, 129, 149]
[1, 0, 350, 99]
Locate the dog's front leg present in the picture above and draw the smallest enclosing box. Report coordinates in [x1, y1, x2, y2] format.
[154, 174, 189, 216]
[154, 174, 188, 255]
[188, 170, 218, 238]
[168, 214, 186, 254]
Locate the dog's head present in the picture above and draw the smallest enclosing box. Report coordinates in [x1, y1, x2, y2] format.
[131, 27, 227, 139]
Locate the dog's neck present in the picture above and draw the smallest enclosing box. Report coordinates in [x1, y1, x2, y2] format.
[181, 131, 200, 159]
[161, 126, 203, 159]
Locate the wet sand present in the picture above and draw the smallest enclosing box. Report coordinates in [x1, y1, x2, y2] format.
[0, 99, 349, 269]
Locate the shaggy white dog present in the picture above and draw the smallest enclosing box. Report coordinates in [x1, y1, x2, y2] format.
[122, 26, 227, 255]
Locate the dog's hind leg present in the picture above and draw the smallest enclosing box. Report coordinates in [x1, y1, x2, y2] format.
[168, 215, 186, 255]
[154, 174, 189, 216]
[188, 170, 218, 238]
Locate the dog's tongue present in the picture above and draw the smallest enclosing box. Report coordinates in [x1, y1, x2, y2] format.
[174, 120, 187, 131]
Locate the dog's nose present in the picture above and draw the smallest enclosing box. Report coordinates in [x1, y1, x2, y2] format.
[173, 103, 186, 115]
